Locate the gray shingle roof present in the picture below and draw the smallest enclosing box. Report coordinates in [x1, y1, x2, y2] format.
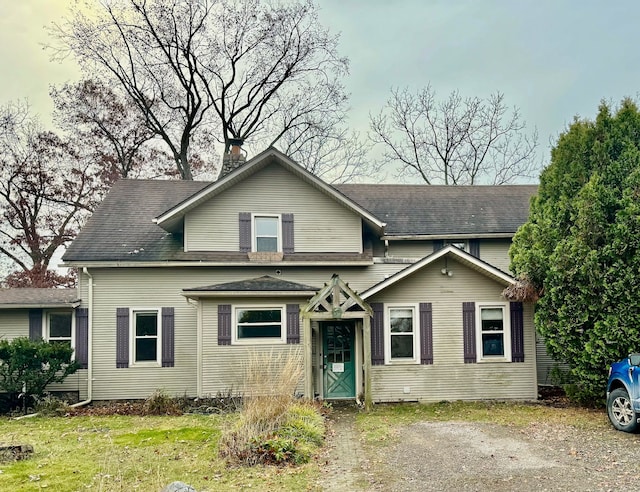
[335, 184, 537, 236]
[0, 288, 78, 308]
[63, 177, 537, 263]
[63, 180, 209, 262]
[184, 275, 319, 292]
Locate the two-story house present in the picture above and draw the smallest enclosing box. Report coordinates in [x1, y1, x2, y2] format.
[0, 147, 542, 404]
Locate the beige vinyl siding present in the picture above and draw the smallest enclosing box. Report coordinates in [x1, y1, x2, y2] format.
[81, 264, 409, 400]
[0, 309, 30, 339]
[386, 240, 434, 259]
[479, 239, 513, 273]
[186, 163, 362, 253]
[536, 333, 569, 385]
[368, 256, 537, 402]
[200, 296, 306, 396]
[82, 269, 198, 400]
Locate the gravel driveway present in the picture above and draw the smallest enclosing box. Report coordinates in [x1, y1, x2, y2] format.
[320, 407, 640, 492]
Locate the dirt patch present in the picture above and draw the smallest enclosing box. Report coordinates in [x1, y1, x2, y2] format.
[317, 397, 640, 492]
[364, 420, 640, 491]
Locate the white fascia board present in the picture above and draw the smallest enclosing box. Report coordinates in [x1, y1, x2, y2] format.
[361, 245, 515, 300]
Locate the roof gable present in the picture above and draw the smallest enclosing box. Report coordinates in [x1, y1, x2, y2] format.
[361, 246, 515, 299]
[154, 147, 386, 233]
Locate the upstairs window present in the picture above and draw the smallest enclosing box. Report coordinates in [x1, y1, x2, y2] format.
[445, 240, 468, 252]
[47, 312, 73, 346]
[254, 215, 279, 252]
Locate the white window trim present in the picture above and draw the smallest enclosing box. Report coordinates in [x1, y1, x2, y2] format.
[384, 303, 420, 365]
[44, 310, 75, 354]
[129, 308, 162, 367]
[475, 302, 511, 363]
[251, 213, 281, 253]
[232, 305, 286, 345]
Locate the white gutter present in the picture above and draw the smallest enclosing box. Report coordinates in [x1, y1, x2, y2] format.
[71, 267, 93, 408]
[382, 233, 515, 240]
[63, 259, 374, 268]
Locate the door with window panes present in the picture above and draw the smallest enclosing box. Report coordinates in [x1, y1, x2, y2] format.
[322, 322, 356, 398]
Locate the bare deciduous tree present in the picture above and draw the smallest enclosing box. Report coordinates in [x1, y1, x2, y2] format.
[51, 80, 176, 183]
[50, 0, 349, 180]
[370, 86, 539, 185]
[279, 126, 380, 183]
[0, 102, 100, 287]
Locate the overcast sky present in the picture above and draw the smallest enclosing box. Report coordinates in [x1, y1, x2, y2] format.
[1, 1, 639, 178]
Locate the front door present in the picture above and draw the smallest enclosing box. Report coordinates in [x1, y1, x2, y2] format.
[322, 322, 356, 398]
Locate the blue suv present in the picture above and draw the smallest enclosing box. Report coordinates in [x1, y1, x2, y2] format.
[607, 354, 640, 432]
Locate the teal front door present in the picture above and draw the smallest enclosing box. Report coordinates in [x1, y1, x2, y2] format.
[322, 322, 356, 398]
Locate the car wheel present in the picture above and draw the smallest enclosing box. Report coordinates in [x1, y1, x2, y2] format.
[607, 387, 639, 432]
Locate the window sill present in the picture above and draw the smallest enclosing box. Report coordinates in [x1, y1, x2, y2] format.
[247, 251, 283, 262]
[385, 359, 420, 365]
[232, 339, 287, 346]
[477, 357, 512, 363]
[130, 361, 162, 368]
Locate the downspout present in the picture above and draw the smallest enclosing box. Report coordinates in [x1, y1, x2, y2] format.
[71, 267, 93, 408]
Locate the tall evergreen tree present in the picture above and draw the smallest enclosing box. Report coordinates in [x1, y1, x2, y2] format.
[510, 98, 640, 402]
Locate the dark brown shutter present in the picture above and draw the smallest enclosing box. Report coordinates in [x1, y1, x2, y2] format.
[510, 302, 525, 362]
[162, 307, 175, 367]
[463, 302, 477, 363]
[75, 308, 89, 369]
[282, 213, 295, 254]
[28, 309, 42, 341]
[116, 308, 129, 368]
[469, 239, 480, 258]
[218, 304, 232, 345]
[371, 302, 385, 365]
[239, 212, 251, 252]
[286, 304, 300, 344]
[433, 240, 444, 251]
[419, 303, 433, 365]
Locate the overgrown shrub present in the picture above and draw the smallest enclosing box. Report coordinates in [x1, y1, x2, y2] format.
[34, 394, 71, 416]
[143, 389, 182, 415]
[0, 337, 79, 412]
[219, 349, 326, 466]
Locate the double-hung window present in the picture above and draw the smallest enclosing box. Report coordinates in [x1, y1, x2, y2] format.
[254, 215, 279, 252]
[385, 305, 419, 364]
[47, 312, 73, 347]
[132, 309, 160, 363]
[477, 304, 510, 361]
[234, 307, 285, 344]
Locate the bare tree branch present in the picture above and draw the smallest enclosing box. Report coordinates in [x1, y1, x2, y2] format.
[49, 0, 350, 179]
[370, 85, 540, 185]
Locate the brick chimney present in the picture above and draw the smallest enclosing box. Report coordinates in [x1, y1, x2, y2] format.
[219, 138, 246, 179]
